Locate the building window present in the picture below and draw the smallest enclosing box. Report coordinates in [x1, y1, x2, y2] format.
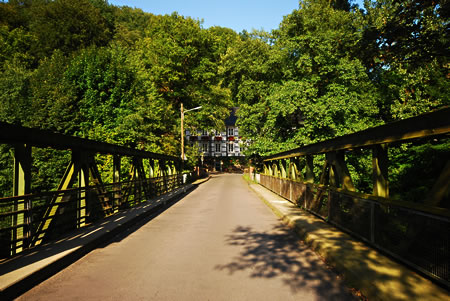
[228, 128, 234, 136]
[216, 143, 220, 152]
[202, 143, 208, 152]
[228, 143, 233, 152]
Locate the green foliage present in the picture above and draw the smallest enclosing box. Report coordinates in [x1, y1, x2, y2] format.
[0, 145, 13, 198]
[31, 149, 71, 193]
[27, 50, 78, 133]
[0, 57, 32, 124]
[358, 0, 449, 120]
[111, 5, 154, 48]
[65, 46, 136, 141]
[0, 0, 447, 205]
[28, 0, 112, 60]
[389, 139, 450, 206]
[225, 0, 381, 155]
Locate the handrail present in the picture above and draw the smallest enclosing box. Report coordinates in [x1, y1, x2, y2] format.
[264, 107, 450, 161]
[0, 122, 179, 160]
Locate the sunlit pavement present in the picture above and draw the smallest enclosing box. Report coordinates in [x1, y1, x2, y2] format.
[17, 174, 357, 300]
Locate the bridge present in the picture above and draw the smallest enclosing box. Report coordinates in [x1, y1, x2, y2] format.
[0, 108, 449, 300]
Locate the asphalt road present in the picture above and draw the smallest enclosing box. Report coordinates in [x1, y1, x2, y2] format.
[18, 174, 357, 301]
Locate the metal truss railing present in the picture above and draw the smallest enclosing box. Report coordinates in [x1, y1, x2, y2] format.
[258, 108, 450, 287]
[0, 174, 186, 258]
[259, 174, 450, 287]
[0, 122, 186, 257]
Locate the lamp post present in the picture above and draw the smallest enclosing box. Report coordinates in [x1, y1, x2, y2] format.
[181, 103, 202, 162]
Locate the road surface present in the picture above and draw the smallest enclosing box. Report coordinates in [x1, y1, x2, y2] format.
[18, 174, 356, 300]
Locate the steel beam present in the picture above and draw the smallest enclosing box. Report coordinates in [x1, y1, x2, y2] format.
[77, 153, 89, 228]
[305, 155, 314, 184]
[113, 155, 121, 213]
[264, 107, 450, 161]
[11, 144, 31, 255]
[33, 160, 78, 246]
[0, 122, 179, 161]
[372, 144, 389, 198]
[326, 151, 355, 191]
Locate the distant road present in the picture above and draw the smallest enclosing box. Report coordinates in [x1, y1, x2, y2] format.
[18, 174, 356, 300]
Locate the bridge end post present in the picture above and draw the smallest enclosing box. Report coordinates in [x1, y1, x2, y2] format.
[12, 144, 32, 256]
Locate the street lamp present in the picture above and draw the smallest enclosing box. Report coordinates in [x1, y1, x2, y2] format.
[181, 103, 202, 161]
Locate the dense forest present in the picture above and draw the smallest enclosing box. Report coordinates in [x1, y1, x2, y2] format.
[0, 0, 448, 203]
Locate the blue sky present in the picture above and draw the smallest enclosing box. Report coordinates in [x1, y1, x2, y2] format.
[108, 0, 365, 33]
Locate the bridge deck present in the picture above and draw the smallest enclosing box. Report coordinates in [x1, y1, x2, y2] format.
[14, 174, 356, 300]
[2, 174, 448, 300]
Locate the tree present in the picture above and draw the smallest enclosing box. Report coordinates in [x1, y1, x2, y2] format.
[230, 0, 379, 155]
[28, 0, 112, 60]
[359, 0, 449, 120]
[64, 46, 137, 143]
[132, 13, 231, 154]
[0, 57, 32, 124]
[111, 5, 154, 48]
[27, 50, 78, 134]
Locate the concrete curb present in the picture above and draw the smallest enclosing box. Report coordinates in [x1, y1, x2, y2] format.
[247, 182, 449, 301]
[192, 175, 211, 185]
[0, 183, 198, 300]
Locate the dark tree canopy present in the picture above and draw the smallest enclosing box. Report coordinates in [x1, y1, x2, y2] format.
[0, 0, 447, 197]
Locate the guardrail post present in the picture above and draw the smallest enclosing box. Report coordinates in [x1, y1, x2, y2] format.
[12, 144, 31, 255]
[263, 162, 268, 175]
[326, 151, 355, 191]
[289, 157, 302, 181]
[75, 151, 89, 228]
[160, 159, 168, 193]
[134, 157, 149, 202]
[326, 152, 338, 187]
[305, 155, 314, 183]
[149, 159, 156, 196]
[372, 144, 389, 198]
[113, 155, 121, 213]
[279, 159, 287, 179]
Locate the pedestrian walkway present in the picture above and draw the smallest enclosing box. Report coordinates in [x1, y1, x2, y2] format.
[248, 181, 449, 301]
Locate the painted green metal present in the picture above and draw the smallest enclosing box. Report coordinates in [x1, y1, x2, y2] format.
[372, 144, 389, 198]
[279, 160, 287, 179]
[33, 161, 77, 247]
[263, 108, 449, 203]
[0, 123, 182, 253]
[2, 129, 184, 257]
[76, 152, 89, 228]
[0, 122, 179, 161]
[113, 155, 121, 213]
[326, 151, 355, 191]
[305, 155, 314, 184]
[12, 144, 31, 255]
[264, 107, 450, 161]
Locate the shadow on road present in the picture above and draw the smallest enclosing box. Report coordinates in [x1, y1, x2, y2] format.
[215, 224, 358, 300]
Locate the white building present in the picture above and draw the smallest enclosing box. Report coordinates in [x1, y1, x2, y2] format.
[185, 108, 245, 171]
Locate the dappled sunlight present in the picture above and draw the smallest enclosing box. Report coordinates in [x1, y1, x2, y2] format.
[215, 224, 357, 300]
[248, 182, 450, 300]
